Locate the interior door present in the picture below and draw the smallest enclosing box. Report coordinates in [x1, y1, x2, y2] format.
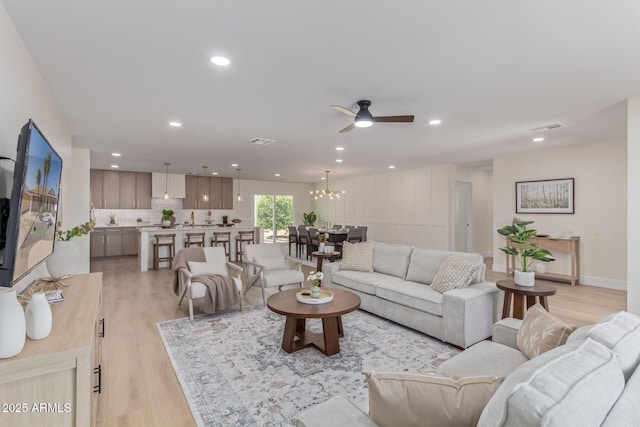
[454, 181, 473, 252]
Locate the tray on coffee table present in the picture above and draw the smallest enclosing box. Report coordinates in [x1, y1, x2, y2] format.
[296, 289, 334, 304]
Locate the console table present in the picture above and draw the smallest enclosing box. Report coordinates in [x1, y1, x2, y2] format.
[506, 236, 580, 286]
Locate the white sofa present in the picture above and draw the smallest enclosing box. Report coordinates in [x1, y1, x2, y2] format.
[323, 242, 501, 348]
[296, 311, 640, 427]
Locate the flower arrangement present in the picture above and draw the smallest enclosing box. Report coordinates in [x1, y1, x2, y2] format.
[56, 220, 96, 241]
[307, 271, 323, 287]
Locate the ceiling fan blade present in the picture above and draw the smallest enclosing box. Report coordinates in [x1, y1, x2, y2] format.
[373, 115, 415, 123]
[339, 123, 355, 133]
[331, 105, 357, 117]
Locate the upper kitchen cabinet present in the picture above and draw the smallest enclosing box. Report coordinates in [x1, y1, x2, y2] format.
[90, 169, 120, 209]
[119, 172, 152, 209]
[151, 173, 186, 199]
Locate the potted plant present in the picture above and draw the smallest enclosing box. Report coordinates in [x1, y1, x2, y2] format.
[222, 215, 228, 225]
[161, 209, 174, 226]
[497, 220, 555, 286]
[303, 211, 316, 227]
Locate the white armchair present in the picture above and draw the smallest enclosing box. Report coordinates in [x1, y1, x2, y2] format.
[243, 243, 305, 305]
[177, 246, 244, 320]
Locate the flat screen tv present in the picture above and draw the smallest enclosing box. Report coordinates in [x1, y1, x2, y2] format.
[0, 120, 62, 287]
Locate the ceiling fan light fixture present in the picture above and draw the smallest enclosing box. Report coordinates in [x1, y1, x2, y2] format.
[354, 118, 373, 128]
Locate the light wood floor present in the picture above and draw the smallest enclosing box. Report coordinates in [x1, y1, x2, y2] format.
[93, 254, 626, 426]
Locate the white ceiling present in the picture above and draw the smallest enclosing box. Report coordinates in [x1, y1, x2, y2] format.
[4, 1, 640, 183]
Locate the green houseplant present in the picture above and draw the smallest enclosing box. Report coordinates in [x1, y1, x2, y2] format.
[303, 211, 316, 226]
[497, 220, 555, 286]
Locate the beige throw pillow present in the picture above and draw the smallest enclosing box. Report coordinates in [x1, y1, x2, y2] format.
[517, 303, 576, 359]
[430, 255, 480, 293]
[340, 241, 374, 272]
[188, 261, 227, 276]
[366, 371, 503, 427]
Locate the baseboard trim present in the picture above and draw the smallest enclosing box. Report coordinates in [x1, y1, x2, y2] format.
[491, 263, 627, 291]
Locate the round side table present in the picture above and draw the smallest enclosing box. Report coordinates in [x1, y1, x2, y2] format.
[496, 279, 557, 319]
[311, 251, 340, 272]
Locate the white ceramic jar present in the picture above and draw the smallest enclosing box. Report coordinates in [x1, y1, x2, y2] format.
[0, 289, 26, 358]
[25, 292, 52, 340]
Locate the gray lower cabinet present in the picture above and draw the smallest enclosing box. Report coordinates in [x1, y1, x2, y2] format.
[91, 228, 139, 257]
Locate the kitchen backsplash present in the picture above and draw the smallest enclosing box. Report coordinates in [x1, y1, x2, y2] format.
[94, 199, 238, 226]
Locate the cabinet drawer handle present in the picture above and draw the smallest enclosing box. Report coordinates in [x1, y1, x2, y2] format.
[94, 364, 102, 394]
[99, 318, 105, 338]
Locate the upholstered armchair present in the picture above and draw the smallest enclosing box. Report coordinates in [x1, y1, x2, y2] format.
[243, 243, 305, 305]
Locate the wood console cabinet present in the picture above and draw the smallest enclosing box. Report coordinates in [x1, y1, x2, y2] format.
[506, 236, 580, 286]
[0, 273, 104, 426]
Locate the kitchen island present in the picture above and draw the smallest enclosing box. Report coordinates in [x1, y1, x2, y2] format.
[137, 225, 261, 271]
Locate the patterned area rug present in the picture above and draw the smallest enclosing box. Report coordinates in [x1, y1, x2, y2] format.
[157, 306, 459, 426]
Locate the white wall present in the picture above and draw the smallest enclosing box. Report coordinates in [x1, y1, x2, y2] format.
[628, 98, 640, 314]
[0, 2, 78, 292]
[313, 165, 493, 253]
[493, 138, 627, 290]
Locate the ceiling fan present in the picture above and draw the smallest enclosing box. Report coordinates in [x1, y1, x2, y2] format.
[331, 100, 415, 133]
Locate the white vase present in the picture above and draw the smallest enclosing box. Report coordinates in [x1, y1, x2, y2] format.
[46, 240, 80, 278]
[0, 289, 26, 359]
[26, 293, 52, 340]
[319, 242, 325, 251]
[514, 270, 535, 287]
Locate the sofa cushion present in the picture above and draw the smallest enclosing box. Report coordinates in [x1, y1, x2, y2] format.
[295, 395, 378, 427]
[601, 361, 640, 426]
[372, 242, 413, 279]
[430, 255, 481, 294]
[376, 280, 443, 316]
[331, 270, 392, 295]
[477, 338, 625, 427]
[367, 371, 503, 427]
[567, 311, 640, 381]
[438, 340, 528, 378]
[406, 249, 484, 285]
[517, 304, 575, 359]
[340, 241, 374, 272]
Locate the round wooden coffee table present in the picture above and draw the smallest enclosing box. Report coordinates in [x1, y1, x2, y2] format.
[496, 279, 557, 320]
[267, 288, 360, 356]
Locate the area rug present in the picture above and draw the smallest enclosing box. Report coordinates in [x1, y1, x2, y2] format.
[157, 306, 459, 426]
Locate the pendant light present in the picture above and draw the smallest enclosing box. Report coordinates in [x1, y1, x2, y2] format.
[202, 166, 209, 202]
[236, 168, 243, 203]
[163, 162, 170, 200]
[310, 170, 345, 200]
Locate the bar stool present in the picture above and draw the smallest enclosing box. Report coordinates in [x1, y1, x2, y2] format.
[184, 232, 205, 247]
[235, 230, 255, 262]
[211, 231, 231, 260]
[153, 234, 176, 270]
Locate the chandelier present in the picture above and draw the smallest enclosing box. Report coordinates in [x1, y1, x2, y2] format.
[310, 170, 345, 200]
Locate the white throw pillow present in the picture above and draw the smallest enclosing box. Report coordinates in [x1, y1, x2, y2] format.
[188, 261, 227, 276]
[340, 241, 374, 272]
[366, 371, 503, 427]
[254, 254, 287, 270]
[430, 255, 480, 293]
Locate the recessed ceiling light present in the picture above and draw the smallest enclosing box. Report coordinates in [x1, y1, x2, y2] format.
[169, 121, 182, 127]
[321, 177, 326, 180]
[210, 56, 230, 66]
[336, 147, 344, 151]
[533, 137, 545, 142]
[110, 164, 119, 169]
[231, 163, 238, 167]
[275, 173, 281, 177]
[111, 152, 121, 157]
[388, 165, 396, 169]
[211, 172, 219, 175]
[336, 159, 343, 163]
[428, 119, 442, 125]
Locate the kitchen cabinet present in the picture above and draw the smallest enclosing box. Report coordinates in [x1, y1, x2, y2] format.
[185, 176, 233, 209]
[122, 228, 139, 255]
[105, 228, 123, 256]
[90, 169, 103, 209]
[90, 230, 106, 257]
[0, 273, 104, 427]
[102, 170, 120, 209]
[184, 175, 199, 209]
[220, 177, 234, 209]
[135, 172, 152, 209]
[91, 227, 138, 257]
[118, 172, 152, 209]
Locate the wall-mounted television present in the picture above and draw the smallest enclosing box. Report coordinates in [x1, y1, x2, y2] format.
[0, 120, 62, 287]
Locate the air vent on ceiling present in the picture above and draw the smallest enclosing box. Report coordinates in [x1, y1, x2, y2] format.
[530, 123, 564, 132]
[250, 137, 275, 145]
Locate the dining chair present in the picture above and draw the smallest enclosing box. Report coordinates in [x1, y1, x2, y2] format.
[243, 243, 305, 305]
[332, 224, 342, 230]
[287, 226, 299, 257]
[297, 225, 309, 259]
[176, 246, 244, 320]
[307, 227, 320, 259]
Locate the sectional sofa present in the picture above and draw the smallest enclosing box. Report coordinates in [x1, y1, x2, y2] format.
[323, 242, 502, 348]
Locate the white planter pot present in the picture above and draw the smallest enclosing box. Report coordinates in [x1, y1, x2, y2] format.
[26, 293, 52, 340]
[46, 240, 80, 278]
[514, 270, 535, 287]
[0, 289, 26, 359]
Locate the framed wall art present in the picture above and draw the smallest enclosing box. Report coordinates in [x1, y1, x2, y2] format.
[515, 178, 574, 214]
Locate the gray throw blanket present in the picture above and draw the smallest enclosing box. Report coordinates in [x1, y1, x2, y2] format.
[172, 247, 240, 313]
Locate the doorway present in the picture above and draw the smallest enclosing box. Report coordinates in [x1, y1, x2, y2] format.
[454, 181, 473, 252]
[254, 194, 293, 244]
